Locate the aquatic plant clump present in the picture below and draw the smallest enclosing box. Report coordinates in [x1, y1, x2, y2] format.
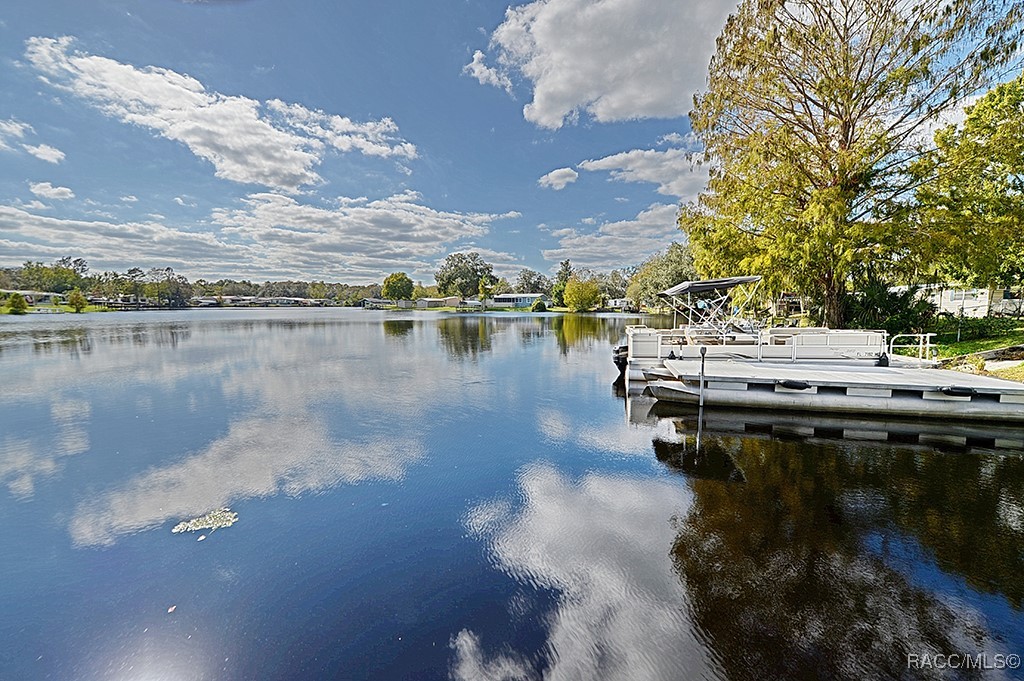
[172, 508, 238, 534]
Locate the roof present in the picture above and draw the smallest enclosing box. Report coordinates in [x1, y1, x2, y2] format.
[658, 276, 762, 298]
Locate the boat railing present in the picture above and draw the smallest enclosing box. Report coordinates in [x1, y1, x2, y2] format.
[889, 333, 937, 363]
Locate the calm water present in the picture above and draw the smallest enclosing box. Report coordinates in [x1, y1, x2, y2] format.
[1, 309, 1022, 681]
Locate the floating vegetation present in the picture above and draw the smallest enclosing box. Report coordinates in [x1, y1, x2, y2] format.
[172, 508, 238, 534]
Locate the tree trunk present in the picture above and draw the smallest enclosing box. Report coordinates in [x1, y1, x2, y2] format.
[820, 271, 846, 329]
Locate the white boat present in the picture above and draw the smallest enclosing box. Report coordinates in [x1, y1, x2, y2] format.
[618, 276, 1024, 423]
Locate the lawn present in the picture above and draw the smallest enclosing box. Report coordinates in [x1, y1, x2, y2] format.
[933, 326, 1024, 358]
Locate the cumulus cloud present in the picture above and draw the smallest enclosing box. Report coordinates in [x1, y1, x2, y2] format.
[22, 143, 65, 163]
[24, 36, 416, 193]
[471, 0, 737, 128]
[537, 167, 578, 190]
[579, 148, 707, 200]
[0, 189, 515, 281]
[463, 49, 513, 93]
[120, 195, 137, 202]
[28, 181, 74, 200]
[542, 203, 680, 269]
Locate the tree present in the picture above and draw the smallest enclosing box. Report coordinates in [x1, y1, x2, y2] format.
[563, 276, 602, 312]
[550, 259, 574, 307]
[627, 243, 697, 308]
[914, 73, 1024, 288]
[515, 268, 551, 294]
[683, 0, 1024, 328]
[382, 272, 414, 302]
[492, 277, 513, 295]
[478, 275, 495, 308]
[597, 268, 632, 300]
[67, 289, 88, 313]
[7, 292, 28, 314]
[435, 252, 494, 298]
[412, 283, 440, 300]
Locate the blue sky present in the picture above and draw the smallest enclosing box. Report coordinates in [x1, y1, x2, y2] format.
[0, 0, 736, 284]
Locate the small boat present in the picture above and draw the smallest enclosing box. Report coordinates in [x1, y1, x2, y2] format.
[618, 276, 1024, 423]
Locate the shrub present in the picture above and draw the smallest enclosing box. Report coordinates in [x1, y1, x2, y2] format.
[530, 299, 547, 312]
[7, 292, 29, 314]
[67, 289, 88, 313]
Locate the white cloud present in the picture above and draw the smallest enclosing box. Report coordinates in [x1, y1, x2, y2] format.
[69, 418, 424, 546]
[578, 147, 707, 199]
[24, 36, 416, 193]
[22, 143, 65, 164]
[0, 189, 515, 281]
[120, 195, 138, 202]
[463, 49, 513, 93]
[542, 203, 680, 268]
[15, 199, 48, 210]
[173, 196, 196, 207]
[472, 0, 738, 128]
[537, 167, 578, 190]
[453, 465, 711, 680]
[28, 181, 74, 200]
[442, 246, 525, 280]
[0, 118, 31, 151]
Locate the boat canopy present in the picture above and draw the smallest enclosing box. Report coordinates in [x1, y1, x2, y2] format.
[657, 276, 763, 328]
[657, 276, 762, 299]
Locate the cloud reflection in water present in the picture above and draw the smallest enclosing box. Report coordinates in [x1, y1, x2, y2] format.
[455, 464, 712, 681]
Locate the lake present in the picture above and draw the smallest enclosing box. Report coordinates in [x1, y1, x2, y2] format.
[1, 309, 1022, 680]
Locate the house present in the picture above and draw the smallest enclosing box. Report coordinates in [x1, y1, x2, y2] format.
[1, 289, 65, 306]
[606, 298, 634, 311]
[416, 296, 460, 308]
[491, 293, 548, 308]
[896, 284, 1023, 318]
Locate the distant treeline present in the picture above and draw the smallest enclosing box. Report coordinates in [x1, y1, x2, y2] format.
[0, 258, 382, 308]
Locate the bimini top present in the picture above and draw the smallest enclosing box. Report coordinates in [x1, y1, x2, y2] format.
[658, 276, 762, 299]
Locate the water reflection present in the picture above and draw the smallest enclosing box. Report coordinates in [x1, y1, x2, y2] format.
[455, 464, 713, 680]
[382, 319, 416, 338]
[647, 409, 1024, 680]
[69, 418, 424, 546]
[437, 316, 494, 359]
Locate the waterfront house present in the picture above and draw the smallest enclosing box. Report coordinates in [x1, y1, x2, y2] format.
[491, 293, 548, 308]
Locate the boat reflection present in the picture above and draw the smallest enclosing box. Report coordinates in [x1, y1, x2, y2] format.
[630, 399, 1024, 679]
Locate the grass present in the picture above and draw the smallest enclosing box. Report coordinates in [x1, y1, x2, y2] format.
[1, 303, 112, 315]
[992, 363, 1024, 382]
[932, 326, 1024, 358]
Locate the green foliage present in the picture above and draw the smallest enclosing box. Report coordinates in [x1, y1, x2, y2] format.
[684, 0, 1024, 328]
[478, 275, 494, 305]
[435, 252, 494, 298]
[914, 72, 1024, 289]
[381, 272, 414, 301]
[549, 259, 574, 307]
[492, 277, 513, 295]
[16, 258, 88, 293]
[626, 242, 696, 308]
[67, 289, 88, 313]
[7, 292, 29, 314]
[515, 268, 551, 295]
[562, 276, 602, 312]
[530, 299, 547, 312]
[412, 283, 440, 300]
[843, 268, 935, 335]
